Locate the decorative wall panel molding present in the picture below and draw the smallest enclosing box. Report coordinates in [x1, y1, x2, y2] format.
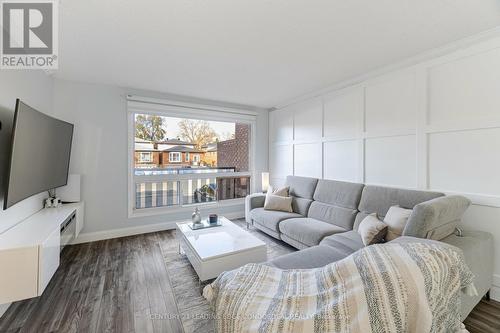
[269, 36, 500, 209]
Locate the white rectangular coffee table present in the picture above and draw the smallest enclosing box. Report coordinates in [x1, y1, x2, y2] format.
[176, 216, 267, 281]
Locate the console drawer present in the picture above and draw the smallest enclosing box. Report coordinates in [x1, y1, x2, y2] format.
[0, 246, 38, 304]
[38, 227, 60, 295]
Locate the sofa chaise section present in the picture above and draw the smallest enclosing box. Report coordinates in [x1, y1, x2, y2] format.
[268, 230, 365, 270]
[248, 176, 494, 322]
[391, 230, 494, 321]
[441, 230, 494, 320]
[267, 244, 354, 269]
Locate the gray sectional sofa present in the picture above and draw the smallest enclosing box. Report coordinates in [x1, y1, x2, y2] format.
[245, 175, 493, 320]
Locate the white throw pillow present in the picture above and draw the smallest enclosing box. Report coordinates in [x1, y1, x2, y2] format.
[358, 214, 388, 246]
[264, 194, 293, 213]
[383, 206, 413, 241]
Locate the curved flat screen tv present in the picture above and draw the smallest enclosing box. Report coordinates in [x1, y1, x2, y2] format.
[3, 99, 74, 210]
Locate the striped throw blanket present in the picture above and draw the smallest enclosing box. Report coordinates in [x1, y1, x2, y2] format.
[203, 238, 476, 333]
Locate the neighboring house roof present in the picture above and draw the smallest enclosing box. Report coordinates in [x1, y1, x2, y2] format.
[163, 145, 204, 153]
[157, 139, 195, 146]
[203, 143, 218, 152]
[157, 143, 191, 151]
[135, 136, 199, 151]
[135, 137, 195, 145]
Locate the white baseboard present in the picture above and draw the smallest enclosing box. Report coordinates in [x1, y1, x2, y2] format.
[72, 212, 245, 244]
[0, 303, 11, 318]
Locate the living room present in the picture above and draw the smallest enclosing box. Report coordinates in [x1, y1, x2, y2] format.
[0, 1, 500, 332]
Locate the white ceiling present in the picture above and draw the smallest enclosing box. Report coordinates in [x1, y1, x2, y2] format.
[56, 0, 500, 108]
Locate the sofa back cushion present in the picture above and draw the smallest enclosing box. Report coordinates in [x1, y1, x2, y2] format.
[307, 179, 365, 230]
[285, 176, 319, 215]
[403, 195, 471, 240]
[354, 185, 444, 230]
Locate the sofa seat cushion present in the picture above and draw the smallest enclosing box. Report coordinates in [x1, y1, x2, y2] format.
[279, 218, 347, 248]
[319, 230, 365, 255]
[250, 208, 302, 232]
[266, 245, 351, 270]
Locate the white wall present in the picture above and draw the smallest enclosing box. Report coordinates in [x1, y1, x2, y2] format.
[270, 35, 500, 301]
[0, 70, 54, 316]
[52, 79, 269, 240]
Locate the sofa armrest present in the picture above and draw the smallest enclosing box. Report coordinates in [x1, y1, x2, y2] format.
[245, 193, 266, 224]
[403, 195, 471, 240]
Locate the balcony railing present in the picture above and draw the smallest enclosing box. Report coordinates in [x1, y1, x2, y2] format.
[134, 169, 250, 209]
[134, 166, 236, 176]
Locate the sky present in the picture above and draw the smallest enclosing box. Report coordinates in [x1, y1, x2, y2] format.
[137, 114, 235, 140]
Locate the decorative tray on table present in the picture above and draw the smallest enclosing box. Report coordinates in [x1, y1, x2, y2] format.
[188, 219, 222, 230]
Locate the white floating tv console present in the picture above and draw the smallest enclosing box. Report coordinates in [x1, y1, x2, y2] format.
[0, 202, 84, 304]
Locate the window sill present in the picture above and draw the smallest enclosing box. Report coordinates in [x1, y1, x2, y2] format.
[128, 197, 245, 219]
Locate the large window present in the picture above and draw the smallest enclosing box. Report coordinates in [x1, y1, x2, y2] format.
[129, 107, 254, 214]
[169, 152, 181, 162]
[139, 152, 152, 162]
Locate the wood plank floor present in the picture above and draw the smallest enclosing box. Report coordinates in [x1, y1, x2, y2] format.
[463, 298, 500, 332]
[0, 231, 184, 333]
[0, 220, 498, 333]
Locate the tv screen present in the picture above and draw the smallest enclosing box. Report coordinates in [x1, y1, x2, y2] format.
[3, 99, 74, 210]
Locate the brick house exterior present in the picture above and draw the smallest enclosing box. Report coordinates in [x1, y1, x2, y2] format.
[216, 123, 249, 171]
[134, 150, 161, 167]
[135, 124, 249, 171]
[134, 138, 158, 168]
[160, 146, 205, 167]
[134, 138, 205, 168]
[201, 143, 218, 167]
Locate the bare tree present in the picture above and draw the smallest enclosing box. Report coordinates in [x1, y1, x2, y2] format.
[178, 119, 217, 148]
[218, 131, 235, 141]
[135, 115, 166, 142]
